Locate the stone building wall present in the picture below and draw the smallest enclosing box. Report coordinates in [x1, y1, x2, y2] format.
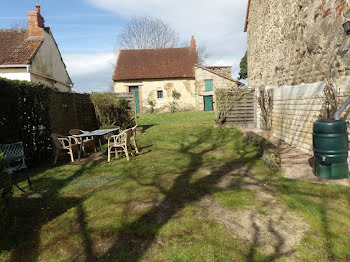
[194, 66, 240, 111]
[205, 66, 232, 79]
[247, 0, 350, 153]
[114, 78, 197, 113]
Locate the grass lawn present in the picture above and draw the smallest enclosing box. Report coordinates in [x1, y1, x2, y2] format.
[1, 112, 350, 261]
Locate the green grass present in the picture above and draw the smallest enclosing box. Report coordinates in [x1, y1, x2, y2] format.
[1, 112, 350, 261]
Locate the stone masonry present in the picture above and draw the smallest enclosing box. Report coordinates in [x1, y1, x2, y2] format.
[246, 0, 350, 153]
[194, 65, 241, 111]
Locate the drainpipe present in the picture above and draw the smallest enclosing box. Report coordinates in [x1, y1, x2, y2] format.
[334, 96, 350, 120]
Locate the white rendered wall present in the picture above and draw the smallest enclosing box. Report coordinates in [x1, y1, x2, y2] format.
[0, 68, 30, 82]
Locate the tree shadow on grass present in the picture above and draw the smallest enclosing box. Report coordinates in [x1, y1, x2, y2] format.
[0, 162, 98, 262]
[96, 129, 291, 261]
[139, 124, 156, 132]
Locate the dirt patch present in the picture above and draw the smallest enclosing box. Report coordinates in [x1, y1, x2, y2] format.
[194, 164, 309, 258]
[198, 195, 308, 257]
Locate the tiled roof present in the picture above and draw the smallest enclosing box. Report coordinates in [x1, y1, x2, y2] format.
[0, 29, 42, 65]
[113, 47, 198, 81]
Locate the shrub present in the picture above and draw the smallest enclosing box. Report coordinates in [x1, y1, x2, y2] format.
[262, 148, 281, 171]
[169, 90, 181, 113]
[0, 153, 13, 235]
[244, 131, 281, 171]
[148, 100, 156, 114]
[91, 93, 134, 129]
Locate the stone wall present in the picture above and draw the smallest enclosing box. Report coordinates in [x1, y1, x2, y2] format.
[205, 66, 232, 79]
[114, 78, 197, 113]
[247, 0, 350, 88]
[247, 0, 350, 153]
[114, 67, 240, 114]
[194, 66, 240, 111]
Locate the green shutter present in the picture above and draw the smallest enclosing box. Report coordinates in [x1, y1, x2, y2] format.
[205, 80, 213, 91]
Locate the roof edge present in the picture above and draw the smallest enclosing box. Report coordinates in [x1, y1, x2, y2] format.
[244, 0, 251, 32]
[114, 76, 196, 82]
[118, 46, 193, 52]
[194, 64, 244, 86]
[27, 40, 43, 64]
[0, 64, 29, 68]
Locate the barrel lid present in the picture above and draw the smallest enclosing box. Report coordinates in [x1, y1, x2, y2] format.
[314, 119, 347, 133]
[317, 119, 346, 123]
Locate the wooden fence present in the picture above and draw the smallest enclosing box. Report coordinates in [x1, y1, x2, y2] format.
[50, 92, 137, 135]
[215, 89, 256, 128]
[50, 92, 99, 135]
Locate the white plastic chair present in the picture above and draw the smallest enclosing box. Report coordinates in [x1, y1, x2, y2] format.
[107, 129, 134, 162]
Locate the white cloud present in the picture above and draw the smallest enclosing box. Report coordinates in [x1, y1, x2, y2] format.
[86, 0, 248, 79]
[62, 52, 116, 93]
[66, 0, 248, 92]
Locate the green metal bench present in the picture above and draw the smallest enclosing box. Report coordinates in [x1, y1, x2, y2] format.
[0, 142, 31, 192]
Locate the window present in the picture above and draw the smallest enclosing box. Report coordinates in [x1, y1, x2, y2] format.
[205, 80, 213, 91]
[157, 90, 163, 99]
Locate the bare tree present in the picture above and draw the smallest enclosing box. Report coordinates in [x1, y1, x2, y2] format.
[181, 41, 209, 65]
[9, 19, 27, 29]
[117, 16, 179, 50]
[196, 45, 209, 65]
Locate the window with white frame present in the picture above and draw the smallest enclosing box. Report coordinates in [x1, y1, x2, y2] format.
[157, 90, 163, 99]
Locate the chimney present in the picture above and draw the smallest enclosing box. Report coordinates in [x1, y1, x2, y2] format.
[28, 4, 45, 38]
[190, 35, 196, 50]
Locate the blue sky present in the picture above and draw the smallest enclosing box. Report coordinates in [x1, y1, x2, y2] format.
[0, 0, 248, 93]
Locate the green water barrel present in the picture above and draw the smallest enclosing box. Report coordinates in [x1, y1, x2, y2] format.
[313, 119, 349, 180]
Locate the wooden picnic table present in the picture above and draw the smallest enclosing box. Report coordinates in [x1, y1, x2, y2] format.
[73, 128, 120, 160]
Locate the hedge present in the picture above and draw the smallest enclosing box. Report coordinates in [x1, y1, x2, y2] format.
[0, 78, 54, 165]
[90, 93, 134, 129]
[0, 153, 13, 235]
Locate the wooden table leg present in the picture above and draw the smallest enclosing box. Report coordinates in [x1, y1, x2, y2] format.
[98, 138, 103, 153]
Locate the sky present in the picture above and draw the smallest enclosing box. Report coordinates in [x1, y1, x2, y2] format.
[0, 0, 248, 93]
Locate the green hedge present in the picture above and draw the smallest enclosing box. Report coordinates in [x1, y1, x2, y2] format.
[91, 93, 133, 129]
[0, 78, 54, 164]
[0, 153, 13, 235]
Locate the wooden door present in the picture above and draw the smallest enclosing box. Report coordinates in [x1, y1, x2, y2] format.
[129, 86, 140, 114]
[204, 96, 213, 111]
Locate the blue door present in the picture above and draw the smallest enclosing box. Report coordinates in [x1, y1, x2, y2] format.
[129, 86, 140, 114]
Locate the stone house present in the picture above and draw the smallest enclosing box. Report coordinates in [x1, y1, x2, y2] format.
[245, 0, 350, 153]
[113, 36, 242, 113]
[194, 64, 243, 112]
[0, 5, 72, 92]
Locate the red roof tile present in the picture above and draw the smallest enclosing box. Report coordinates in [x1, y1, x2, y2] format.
[113, 47, 198, 81]
[0, 29, 42, 65]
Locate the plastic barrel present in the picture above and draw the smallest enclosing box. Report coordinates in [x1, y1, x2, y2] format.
[313, 119, 349, 179]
